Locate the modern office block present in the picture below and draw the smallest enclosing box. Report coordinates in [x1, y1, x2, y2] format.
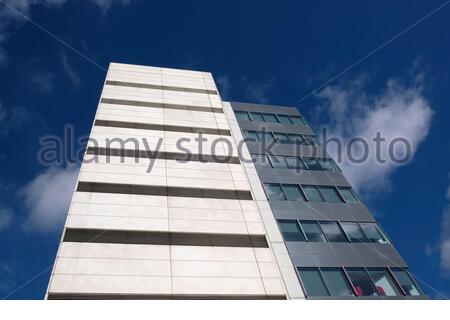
[46, 62, 425, 299]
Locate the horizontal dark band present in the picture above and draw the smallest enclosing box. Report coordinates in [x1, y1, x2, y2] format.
[100, 98, 224, 114]
[86, 147, 241, 164]
[77, 182, 253, 200]
[63, 228, 268, 248]
[95, 119, 231, 136]
[105, 80, 217, 95]
[47, 293, 285, 300]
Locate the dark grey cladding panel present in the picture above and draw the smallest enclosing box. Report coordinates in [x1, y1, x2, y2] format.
[289, 243, 407, 267]
[269, 201, 375, 222]
[229, 101, 302, 116]
[246, 142, 330, 158]
[236, 120, 314, 136]
[257, 169, 350, 186]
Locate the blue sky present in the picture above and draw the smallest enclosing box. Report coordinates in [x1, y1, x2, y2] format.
[0, 0, 449, 299]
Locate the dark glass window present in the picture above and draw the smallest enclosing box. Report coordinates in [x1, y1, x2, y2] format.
[303, 157, 322, 171]
[277, 114, 293, 124]
[359, 223, 388, 244]
[340, 222, 367, 243]
[391, 268, 423, 296]
[300, 221, 327, 242]
[278, 220, 306, 242]
[319, 186, 343, 203]
[304, 135, 319, 146]
[318, 159, 337, 172]
[262, 113, 279, 123]
[268, 155, 288, 168]
[249, 112, 264, 122]
[338, 187, 359, 203]
[298, 268, 329, 297]
[251, 154, 271, 168]
[290, 115, 306, 126]
[287, 133, 306, 145]
[320, 221, 348, 242]
[321, 268, 354, 297]
[273, 132, 290, 144]
[346, 268, 379, 296]
[282, 184, 306, 201]
[243, 130, 259, 142]
[302, 185, 324, 202]
[259, 131, 275, 144]
[234, 111, 251, 121]
[285, 156, 305, 170]
[367, 268, 402, 296]
[264, 184, 286, 200]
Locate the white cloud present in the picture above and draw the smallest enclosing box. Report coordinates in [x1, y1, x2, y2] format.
[241, 77, 274, 104]
[21, 165, 79, 233]
[314, 74, 432, 198]
[59, 49, 81, 86]
[216, 74, 231, 100]
[29, 70, 55, 93]
[0, 208, 12, 230]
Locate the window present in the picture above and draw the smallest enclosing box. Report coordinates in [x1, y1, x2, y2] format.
[337, 187, 359, 203]
[303, 157, 322, 171]
[318, 158, 339, 172]
[288, 134, 306, 145]
[318, 186, 343, 203]
[243, 130, 259, 142]
[273, 132, 290, 144]
[249, 112, 264, 122]
[262, 113, 279, 123]
[234, 111, 250, 121]
[302, 185, 324, 202]
[268, 155, 287, 168]
[391, 268, 423, 296]
[259, 131, 275, 144]
[367, 268, 402, 296]
[300, 221, 326, 242]
[290, 115, 306, 126]
[278, 220, 306, 242]
[282, 184, 306, 201]
[340, 222, 367, 243]
[252, 154, 271, 168]
[346, 268, 379, 296]
[320, 221, 348, 242]
[264, 184, 285, 200]
[304, 135, 319, 146]
[298, 268, 329, 297]
[359, 223, 388, 244]
[321, 268, 354, 297]
[285, 156, 305, 170]
[277, 114, 293, 124]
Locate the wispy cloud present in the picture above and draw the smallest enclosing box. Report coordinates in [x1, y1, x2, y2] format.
[21, 165, 79, 233]
[0, 207, 12, 230]
[314, 73, 432, 199]
[29, 70, 56, 93]
[240, 77, 274, 104]
[436, 184, 450, 276]
[0, 101, 31, 137]
[0, 262, 16, 295]
[216, 74, 232, 100]
[59, 49, 81, 86]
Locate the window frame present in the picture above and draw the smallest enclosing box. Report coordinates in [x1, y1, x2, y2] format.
[263, 183, 286, 200]
[234, 110, 251, 121]
[301, 185, 325, 202]
[249, 112, 264, 122]
[281, 184, 306, 201]
[278, 219, 307, 242]
[336, 186, 359, 204]
[262, 113, 280, 123]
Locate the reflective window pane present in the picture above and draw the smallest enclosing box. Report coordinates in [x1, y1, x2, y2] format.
[367, 268, 402, 296]
[300, 221, 326, 242]
[318, 159, 336, 172]
[274, 132, 290, 144]
[303, 157, 322, 171]
[264, 184, 285, 200]
[243, 130, 259, 142]
[338, 187, 359, 203]
[285, 156, 305, 170]
[391, 268, 423, 296]
[277, 114, 293, 124]
[283, 184, 306, 201]
[320, 221, 348, 242]
[298, 268, 329, 297]
[278, 220, 306, 242]
[302, 185, 324, 202]
[321, 268, 354, 297]
[360, 223, 388, 244]
[251, 154, 271, 168]
[288, 134, 306, 145]
[262, 113, 279, 123]
[268, 155, 287, 168]
[304, 135, 319, 146]
[319, 186, 343, 203]
[260, 131, 275, 144]
[341, 222, 367, 243]
[249, 112, 264, 122]
[290, 115, 306, 126]
[235, 111, 251, 121]
[346, 268, 379, 296]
